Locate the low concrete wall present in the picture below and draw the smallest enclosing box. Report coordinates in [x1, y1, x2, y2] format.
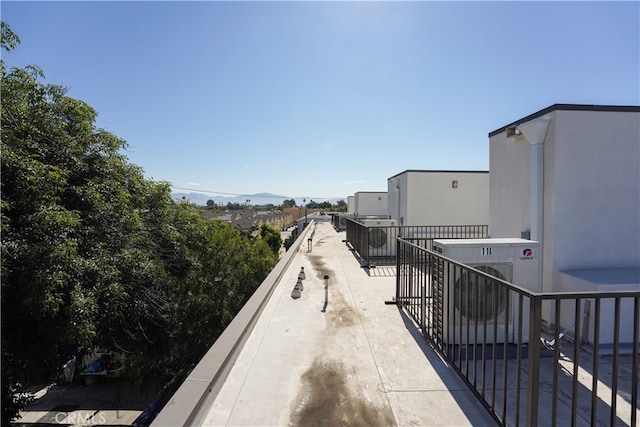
[151, 222, 314, 427]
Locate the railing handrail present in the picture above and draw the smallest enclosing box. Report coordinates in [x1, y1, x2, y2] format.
[151, 221, 316, 427]
[395, 237, 639, 427]
[399, 237, 640, 299]
[346, 219, 489, 268]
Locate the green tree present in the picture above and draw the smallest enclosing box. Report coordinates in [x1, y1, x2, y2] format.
[0, 47, 175, 420]
[0, 22, 278, 422]
[283, 234, 297, 251]
[2, 65, 129, 418]
[282, 198, 296, 208]
[226, 202, 243, 210]
[0, 21, 19, 69]
[259, 223, 282, 256]
[122, 205, 277, 397]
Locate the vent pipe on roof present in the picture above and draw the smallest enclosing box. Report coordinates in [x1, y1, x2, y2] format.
[516, 118, 550, 244]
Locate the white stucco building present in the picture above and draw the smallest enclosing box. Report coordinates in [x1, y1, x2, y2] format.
[347, 195, 355, 215]
[387, 170, 490, 226]
[489, 104, 640, 345]
[353, 191, 388, 218]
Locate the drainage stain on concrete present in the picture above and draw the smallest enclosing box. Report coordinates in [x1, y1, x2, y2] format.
[309, 255, 358, 328]
[290, 360, 394, 427]
[308, 254, 335, 279]
[307, 256, 356, 328]
[328, 289, 356, 328]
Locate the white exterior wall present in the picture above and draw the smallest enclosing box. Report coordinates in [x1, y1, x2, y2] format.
[556, 268, 640, 346]
[490, 107, 640, 294]
[549, 110, 640, 270]
[354, 192, 388, 217]
[489, 133, 532, 239]
[388, 173, 408, 224]
[347, 196, 355, 214]
[388, 171, 489, 226]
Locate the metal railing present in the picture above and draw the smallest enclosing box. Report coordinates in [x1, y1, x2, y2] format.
[396, 238, 639, 426]
[346, 218, 488, 267]
[331, 213, 354, 231]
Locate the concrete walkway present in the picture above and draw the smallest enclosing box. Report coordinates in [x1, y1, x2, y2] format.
[201, 221, 497, 426]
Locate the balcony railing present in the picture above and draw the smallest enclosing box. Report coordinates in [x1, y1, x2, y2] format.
[331, 213, 355, 231]
[346, 218, 488, 267]
[396, 238, 639, 426]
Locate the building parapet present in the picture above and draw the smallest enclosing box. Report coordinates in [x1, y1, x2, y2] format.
[151, 221, 315, 426]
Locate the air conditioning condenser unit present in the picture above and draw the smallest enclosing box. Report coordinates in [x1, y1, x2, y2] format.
[362, 219, 398, 257]
[432, 238, 541, 345]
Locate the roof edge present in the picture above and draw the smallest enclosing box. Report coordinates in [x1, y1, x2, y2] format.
[489, 104, 640, 137]
[387, 169, 490, 181]
[354, 191, 388, 195]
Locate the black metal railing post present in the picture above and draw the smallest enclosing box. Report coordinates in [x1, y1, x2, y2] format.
[526, 295, 542, 427]
[632, 296, 639, 427]
[396, 238, 401, 303]
[397, 238, 640, 426]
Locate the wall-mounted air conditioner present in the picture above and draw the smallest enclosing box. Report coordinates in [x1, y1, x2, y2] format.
[432, 238, 541, 344]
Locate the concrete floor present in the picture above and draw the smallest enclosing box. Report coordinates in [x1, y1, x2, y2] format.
[201, 221, 498, 426]
[20, 220, 634, 426]
[16, 380, 155, 426]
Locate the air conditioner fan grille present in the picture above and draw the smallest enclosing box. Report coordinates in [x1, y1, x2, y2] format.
[454, 265, 508, 322]
[368, 228, 387, 248]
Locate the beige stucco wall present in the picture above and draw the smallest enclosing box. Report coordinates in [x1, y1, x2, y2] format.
[388, 171, 489, 226]
[347, 196, 355, 214]
[490, 108, 640, 294]
[354, 192, 388, 217]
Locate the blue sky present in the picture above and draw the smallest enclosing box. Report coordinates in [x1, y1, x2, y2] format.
[3, 1, 639, 200]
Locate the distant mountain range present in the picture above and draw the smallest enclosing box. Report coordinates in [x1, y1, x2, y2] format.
[171, 192, 345, 207]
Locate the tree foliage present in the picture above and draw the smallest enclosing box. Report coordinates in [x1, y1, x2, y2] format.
[0, 22, 277, 423]
[334, 199, 347, 212]
[282, 198, 296, 208]
[259, 223, 282, 256]
[1, 21, 19, 69]
[225, 201, 247, 210]
[283, 234, 297, 251]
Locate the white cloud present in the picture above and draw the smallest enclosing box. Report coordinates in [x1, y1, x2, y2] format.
[187, 182, 202, 186]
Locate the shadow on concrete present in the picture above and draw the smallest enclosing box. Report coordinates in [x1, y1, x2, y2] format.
[394, 305, 500, 426]
[395, 304, 636, 426]
[342, 241, 397, 278]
